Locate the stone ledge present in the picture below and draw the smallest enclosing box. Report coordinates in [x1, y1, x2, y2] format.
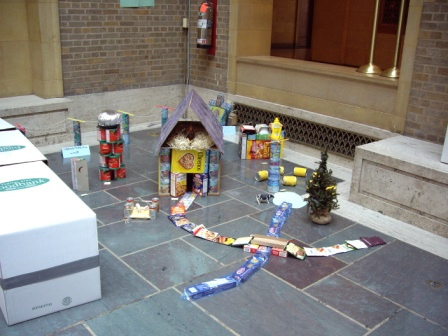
[350, 135, 448, 238]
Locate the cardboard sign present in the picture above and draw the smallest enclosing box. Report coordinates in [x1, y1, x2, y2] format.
[71, 158, 89, 191]
[61, 145, 90, 158]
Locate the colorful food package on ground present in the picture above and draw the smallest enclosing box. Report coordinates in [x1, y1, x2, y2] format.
[244, 244, 287, 258]
[216, 236, 236, 245]
[170, 204, 186, 216]
[193, 225, 219, 242]
[304, 247, 331, 257]
[231, 236, 253, 247]
[346, 239, 369, 249]
[178, 192, 197, 210]
[360, 236, 386, 247]
[285, 241, 306, 260]
[182, 276, 238, 301]
[326, 243, 356, 255]
[231, 254, 268, 283]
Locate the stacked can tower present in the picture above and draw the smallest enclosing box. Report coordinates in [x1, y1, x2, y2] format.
[267, 141, 281, 193]
[98, 111, 126, 182]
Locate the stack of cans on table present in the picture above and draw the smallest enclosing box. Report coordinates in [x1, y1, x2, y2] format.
[97, 111, 126, 181]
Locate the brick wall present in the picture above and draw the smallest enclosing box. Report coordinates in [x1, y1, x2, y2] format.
[59, 0, 229, 96]
[405, 0, 448, 144]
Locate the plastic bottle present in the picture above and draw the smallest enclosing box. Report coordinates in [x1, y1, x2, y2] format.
[161, 108, 168, 126]
[270, 118, 282, 141]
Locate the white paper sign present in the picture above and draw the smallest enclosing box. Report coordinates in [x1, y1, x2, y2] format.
[61, 145, 90, 158]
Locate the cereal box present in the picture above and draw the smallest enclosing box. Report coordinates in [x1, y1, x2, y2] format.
[246, 139, 270, 160]
[192, 173, 208, 197]
[170, 172, 187, 197]
[171, 149, 207, 173]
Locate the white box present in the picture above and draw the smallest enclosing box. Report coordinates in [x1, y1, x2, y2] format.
[0, 118, 15, 132]
[0, 130, 47, 166]
[0, 161, 101, 325]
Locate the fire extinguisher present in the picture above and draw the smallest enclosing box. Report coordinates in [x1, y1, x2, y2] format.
[197, 0, 213, 48]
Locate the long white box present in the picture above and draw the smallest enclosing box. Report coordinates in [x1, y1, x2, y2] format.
[0, 130, 47, 166]
[0, 118, 15, 132]
[0, 161, 101, 325]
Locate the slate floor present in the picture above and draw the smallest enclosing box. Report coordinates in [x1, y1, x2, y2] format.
[1, 129, 447, 336]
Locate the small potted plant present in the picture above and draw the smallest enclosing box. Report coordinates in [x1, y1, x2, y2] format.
[305, 149, 339, 224]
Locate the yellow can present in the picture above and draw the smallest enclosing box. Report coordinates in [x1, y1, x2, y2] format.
[280, 166, 284, 175]
[255, 170, 269, 181]
[294, 167, 307, 177]
[282, 176, 297, 186]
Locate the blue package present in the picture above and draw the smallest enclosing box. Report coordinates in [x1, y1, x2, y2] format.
[182, 276, 238, 301]
[231, 255, 266, 283]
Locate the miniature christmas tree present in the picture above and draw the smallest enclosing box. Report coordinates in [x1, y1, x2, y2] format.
[305, 149, 339, 223]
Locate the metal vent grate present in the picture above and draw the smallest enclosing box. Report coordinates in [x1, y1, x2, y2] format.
[234, 103, 377, 158]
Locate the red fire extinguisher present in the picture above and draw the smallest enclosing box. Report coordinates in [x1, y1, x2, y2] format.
[197, 1, 213, 48]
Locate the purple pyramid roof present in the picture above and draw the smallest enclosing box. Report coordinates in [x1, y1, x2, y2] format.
[154, 89, 224, 155]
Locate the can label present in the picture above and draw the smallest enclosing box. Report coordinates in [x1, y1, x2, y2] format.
[106, 127, 121, 143]
[152, 197, 160, 211]
[267, 180, 280, 193]
[99, 168, 112, 181]
[113, 141, 124, 154]
[99, 154, 109, 167]
[294, 167, 307, 177]
[268, 169, 280, 179]
[282, 176, 297, 186]
[99, 141, 112, 155]
[108, 154, 121, 169]
[114, 165, 126, 179]
[255, 170, 268, 181]
[97, 127, 106, 141]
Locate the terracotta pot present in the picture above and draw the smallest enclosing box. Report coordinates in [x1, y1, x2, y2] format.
[310, 208, 332, 225]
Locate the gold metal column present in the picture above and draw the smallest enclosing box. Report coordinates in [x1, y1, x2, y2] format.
[357, 0, 382, 74]
[381, 0, 406, 78]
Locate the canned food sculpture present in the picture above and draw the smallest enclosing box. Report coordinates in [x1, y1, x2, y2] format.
[97, 110, 126, 181]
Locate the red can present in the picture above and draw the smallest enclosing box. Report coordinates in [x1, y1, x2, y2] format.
[97, 127, 106, 141]
[114, 165, 126, 179]
[113, 140, 124, 154]
[106, 127, 120, 143]
[99, 141, 112, 155]
[99, 154, 109, 167]
[99, 168, 112, 181]
[108, 154, 121, 169]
